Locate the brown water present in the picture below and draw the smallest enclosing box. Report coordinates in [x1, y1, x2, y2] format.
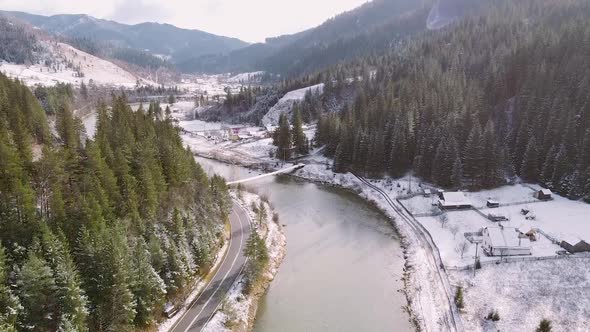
[196, 157, 412, 332]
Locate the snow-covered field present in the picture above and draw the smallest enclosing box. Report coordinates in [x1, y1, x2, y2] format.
[203, 191, 286, 332]
[451, 258, 590, 332]
[261, 83, 324, 125]
[396, 183, 590, 266]
[293, 164, 590, 332]
[0, 42, 154, 87]
[418, 211, 562, 267]
[226, 71, 265, 83]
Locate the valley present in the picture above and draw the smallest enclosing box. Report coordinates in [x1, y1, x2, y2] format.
[1, 0, 590, 332]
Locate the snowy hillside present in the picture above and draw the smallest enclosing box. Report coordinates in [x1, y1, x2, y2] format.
[0, 41, 155, 87]
[261, 83, 324, 125]
[226, 71, 265, 83]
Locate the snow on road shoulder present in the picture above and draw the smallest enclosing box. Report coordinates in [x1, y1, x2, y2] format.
[202, 191, 286, 332]
[157, 239, 230, 332]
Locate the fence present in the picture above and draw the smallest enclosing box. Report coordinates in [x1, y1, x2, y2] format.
[446, 252, 590, 271]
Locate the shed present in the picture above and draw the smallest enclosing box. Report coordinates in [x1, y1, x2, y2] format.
[534, 189, 553, 201]
[560, 238, 590, 253]
[482, 226, 531, 256]
[438, 192, 471, 210]
[487, 214, 509, 222]
[487, 200, 500, 208]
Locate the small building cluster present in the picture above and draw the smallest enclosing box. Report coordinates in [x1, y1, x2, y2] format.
[438, 191, 472, 210]
[482, 226, 532, 256]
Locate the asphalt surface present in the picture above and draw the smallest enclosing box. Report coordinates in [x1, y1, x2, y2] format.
[170, 200, 252, 332]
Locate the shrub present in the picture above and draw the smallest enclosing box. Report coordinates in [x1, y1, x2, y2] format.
[486, 309, 500, 321]
[455, 286, 464, 309]
[536, 319, 552, 332]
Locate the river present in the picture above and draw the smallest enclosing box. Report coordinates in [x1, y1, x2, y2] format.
[195, 156, 412, 332]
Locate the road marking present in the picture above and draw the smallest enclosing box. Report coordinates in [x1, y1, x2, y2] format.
[169, 209, 237, 332]
[199, 202, 253, 331]
[183, 204, 246, 332]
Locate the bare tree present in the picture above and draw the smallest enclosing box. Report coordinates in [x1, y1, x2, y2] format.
[439, 214, 449, 228]
[450, 225, 460, 239]
[456, 240, 469, 259]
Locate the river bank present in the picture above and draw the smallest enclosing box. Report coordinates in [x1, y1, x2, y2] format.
[203, 190, 287, 332]
[293, 165, 447, 332]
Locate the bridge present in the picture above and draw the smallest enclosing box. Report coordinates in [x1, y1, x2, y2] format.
[227, 164, 305, 185]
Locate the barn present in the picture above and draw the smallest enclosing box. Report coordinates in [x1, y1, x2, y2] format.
[560, 238, 590, 253]
[482, 226, 531, 256]
[534, 189, 553, 201]
[438, 192, 472, 210]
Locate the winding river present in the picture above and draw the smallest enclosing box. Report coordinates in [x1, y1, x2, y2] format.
[195, 157, 412, 332]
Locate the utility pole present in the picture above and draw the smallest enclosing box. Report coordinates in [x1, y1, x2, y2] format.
[473, 242, 479, 277]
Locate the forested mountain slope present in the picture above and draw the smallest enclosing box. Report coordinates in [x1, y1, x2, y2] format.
[0, 73, 230, 331]
[312, 0, 590, 201]
[0, 11, 248, 69]
[180, 0, 432, 75]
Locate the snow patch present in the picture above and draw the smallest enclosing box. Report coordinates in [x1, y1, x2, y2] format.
[261, 84, 324, 126]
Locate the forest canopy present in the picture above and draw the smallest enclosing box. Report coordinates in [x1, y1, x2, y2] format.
[313, 0, 590, 202]
[0, 73, 231, 331]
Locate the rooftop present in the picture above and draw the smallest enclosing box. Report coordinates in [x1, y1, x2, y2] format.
[485, 227, 531, 248]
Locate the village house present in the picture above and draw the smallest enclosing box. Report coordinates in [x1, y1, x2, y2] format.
[534, 188, 553, 201]
[560, 237, 590, 253]
[482, 226, 532, 256]
[438, 191, 472, 210]
[487, 199, 500, 208]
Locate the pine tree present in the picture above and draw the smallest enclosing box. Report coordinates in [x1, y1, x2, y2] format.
[0, 245, 19, 328]
[536, 319, 552, 332]
[17, 253, 59, 332]
[520, 137, 540, 182]
[463, 124, 484, 187]
[452, 157, 463, 189]
[131, 239, 165, 328]
[291, 108, 308, 155]
[37, 227, 88, 331]
[243, 231, 268, 293]
[275, 113, 292, 160]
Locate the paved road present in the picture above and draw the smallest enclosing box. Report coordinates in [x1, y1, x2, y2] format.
[170, 200, 252, 332]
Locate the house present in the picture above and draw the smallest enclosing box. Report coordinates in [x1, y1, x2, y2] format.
[487, 200, 500, 208]
[534, 189, 553, 201]
[482, 226, 532, 256]
[438, 192, 472, 210]
[487, 214, 509, 222]
[560, 238, 590, 253]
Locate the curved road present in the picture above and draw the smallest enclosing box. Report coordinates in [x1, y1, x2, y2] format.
[170, 201, 252, 332]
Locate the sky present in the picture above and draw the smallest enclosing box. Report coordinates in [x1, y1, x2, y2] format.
[0, 0, 370, 43]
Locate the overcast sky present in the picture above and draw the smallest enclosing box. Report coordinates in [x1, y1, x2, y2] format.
[0, 0, 370, 43]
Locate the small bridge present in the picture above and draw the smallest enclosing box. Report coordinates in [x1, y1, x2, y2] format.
[227, 164, 305, 185]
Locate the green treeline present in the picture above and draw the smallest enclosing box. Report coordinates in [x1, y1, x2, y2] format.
[314, 0, 590, 201]
[0, 73, 231, 331]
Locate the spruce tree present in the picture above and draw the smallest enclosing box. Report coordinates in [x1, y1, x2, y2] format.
[17, 253, 59, 332]
[520, 137, 540, 182]
[292, 107, 308, 156]
[131, 239, 165, 328]
[37, 227, 88, 331]
[275, 113, 292, 160]
[0, 245, 19, 328]
[463, 124, 484, 187]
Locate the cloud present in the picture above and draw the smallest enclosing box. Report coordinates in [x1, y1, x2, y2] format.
[0, 0, 369, 42]
[108, 0, 172, 24]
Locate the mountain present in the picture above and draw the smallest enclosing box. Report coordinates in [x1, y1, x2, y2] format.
[0, 11, 249, 65]
[180, 0, 433, 76]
